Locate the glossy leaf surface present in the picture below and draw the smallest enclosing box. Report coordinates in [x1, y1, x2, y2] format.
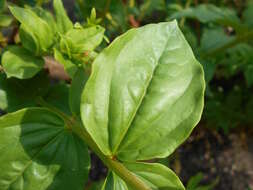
[2, 46, 44, 79]
[0, 108, 90, 190]
[81, 21, 205, 159]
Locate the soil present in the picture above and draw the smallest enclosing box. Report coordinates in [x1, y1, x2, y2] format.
[172, 126, 253, 190]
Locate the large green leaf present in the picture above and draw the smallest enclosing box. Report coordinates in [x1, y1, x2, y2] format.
[81, 21, 205, 160]
[53, 0, 73, 34]
[102, 162, 185, 190]
[60, 25, 105, 56]
[0, 108, 90, 190]
[2, 46, 44, 79]
[0, 71, 49, 112]
[9, 6, 54, 54]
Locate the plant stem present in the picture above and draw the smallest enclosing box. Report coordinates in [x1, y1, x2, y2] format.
[37, 98, 151, 190]
[71, 120, 152, 190]
[180, 0, 192, 27]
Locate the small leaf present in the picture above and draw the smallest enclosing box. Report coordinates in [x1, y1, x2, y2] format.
[69, 68, 88, 117]
[186, 172, 203, 190]
[102, 162, 185, 190]
[9, 6, 54, 54]
[53, 0, 73, 34]
[54, 48, 78, 78]
[124, 162, 185, 190]
[60, 25, 105, 55]
[0, 14, 12, 27]
[81, 21, 205, 159]
[19, 24, 39, 54]
[102, 172, 129, 190]
[0, 108, 90, 190]
[32, 7, 57, 34]
[2, 46, 44, 79]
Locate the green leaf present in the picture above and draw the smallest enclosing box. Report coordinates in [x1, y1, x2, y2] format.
[19, 24, 39, 54]
[54, 48, 78, 78]
[0, 108, 90, 190]
[186, 172, 203, 190]
[53, 0, 73, 34]
[69, 68, 88, 117]
[0, 14, 12, 27]
[9, 6, 54, 54]
[60, 25, 105, 56]
[244, 65, 253, 87]
[102, 172, 129, 190]
[170, 4, 244, 32]
[243, 0, 253, 28]
[103, 162, 185, 190]
[32, 7, 57, 34]
[2, 46, 44, 79]
[0, 0, 5, 12]
[44, 83, 71, 115]
[200, 28, 235, 53]
[124, 162, 185, 190]
[0, 71, 50, 112]
[81, 21, 205, 159]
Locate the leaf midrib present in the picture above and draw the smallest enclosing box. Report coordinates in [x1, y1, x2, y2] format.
[112, 28, 173, 154]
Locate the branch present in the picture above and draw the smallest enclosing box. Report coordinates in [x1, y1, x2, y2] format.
[71, 119, 152, 190]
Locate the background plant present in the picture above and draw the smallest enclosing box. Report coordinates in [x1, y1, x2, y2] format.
[0, 0, 205, 190]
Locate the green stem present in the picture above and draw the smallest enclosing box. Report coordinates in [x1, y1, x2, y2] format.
[180, 0, 192, 27]
[202, 30, 253, 57]
[37, 97, 151, 190]
[71, 120, 151, 190]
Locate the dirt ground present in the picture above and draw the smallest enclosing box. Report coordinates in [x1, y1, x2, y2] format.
[173, 126, 253, 190]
